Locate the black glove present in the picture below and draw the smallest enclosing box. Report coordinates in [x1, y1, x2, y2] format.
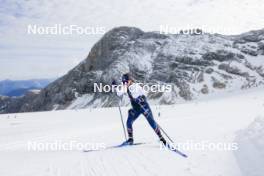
[112, 80, 117, 85]
[112, 80, 117, 89]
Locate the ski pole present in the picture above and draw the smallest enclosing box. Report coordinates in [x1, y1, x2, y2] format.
[137, 100, 175, 143]
[112, 79, 127, 141]
[117, 99, 127, 141]
[157, 123, 174, 143]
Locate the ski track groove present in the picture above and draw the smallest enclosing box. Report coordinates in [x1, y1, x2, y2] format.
[99, 154, 112, 176]
[84, 155, 98, 176]
[87, 152, 120, 176]
[82, 143, 173, 176]
[82, 159, 93, 176]
[132, 146, 165, 176]
[122, 150, 140, 176]
[120, 145, 162, 176]
[107, 151, 122, 176]
[125, 145, 158, 175]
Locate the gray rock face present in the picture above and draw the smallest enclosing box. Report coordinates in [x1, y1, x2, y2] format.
[1, 27, 264, 114]
[218, 64, 249, 77]
[232, 29, 264, 57]
[202, 50, 237, 62]
[201, 84, 209, 94]
[212, 81, 226, 89]
[0, 90, 39, 113]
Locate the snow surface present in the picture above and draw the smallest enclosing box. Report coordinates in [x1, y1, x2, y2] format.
[234, 116, 264, 176]
[0, 88, 264, 176]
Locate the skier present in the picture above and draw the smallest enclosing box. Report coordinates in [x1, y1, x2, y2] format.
[113, 73, 167, 145]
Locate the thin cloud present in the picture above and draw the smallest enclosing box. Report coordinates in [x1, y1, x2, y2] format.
[0, 0, 263, 79]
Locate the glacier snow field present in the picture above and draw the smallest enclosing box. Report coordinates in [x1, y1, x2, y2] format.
[0, 88, 264, 176]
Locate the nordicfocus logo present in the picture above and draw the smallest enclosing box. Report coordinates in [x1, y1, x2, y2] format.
[160, 140, 239, 151]
[27, 140, 106, 151]
[27, 24, 106, 35]
[93, 83, 172, 93]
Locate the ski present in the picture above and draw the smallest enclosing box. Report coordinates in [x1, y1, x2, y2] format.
[83, 141, 188, 158]
[164, 143, 188, 158]
[83, 142, 145, 153]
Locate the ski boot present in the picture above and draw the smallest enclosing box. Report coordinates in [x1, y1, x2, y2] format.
[160, 137, 167, 146]
[123, 137, 134, 145]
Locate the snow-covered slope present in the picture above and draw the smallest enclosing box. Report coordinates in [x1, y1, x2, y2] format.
[234, 116, 264, 176]
[0, 88, 263, 176]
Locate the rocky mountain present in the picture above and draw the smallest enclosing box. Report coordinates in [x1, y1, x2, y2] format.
[1, 26, 264, 114]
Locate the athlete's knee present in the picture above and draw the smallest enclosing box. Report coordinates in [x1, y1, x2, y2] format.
[146, 113, 157, 129]
[144, 109, 153, 119]
[128, 109, 135, 116]
[141, 103, 152, 117]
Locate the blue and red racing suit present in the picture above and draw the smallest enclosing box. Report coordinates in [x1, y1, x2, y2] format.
[116, 83, 162, 140]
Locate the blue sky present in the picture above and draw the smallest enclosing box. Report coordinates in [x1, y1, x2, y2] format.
[0, 0, 263, 80]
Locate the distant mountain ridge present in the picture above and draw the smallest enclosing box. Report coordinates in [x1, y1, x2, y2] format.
[0, 79, 53, 97]
[5, 87, 40, 97]
[1, 27, 264, 114]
